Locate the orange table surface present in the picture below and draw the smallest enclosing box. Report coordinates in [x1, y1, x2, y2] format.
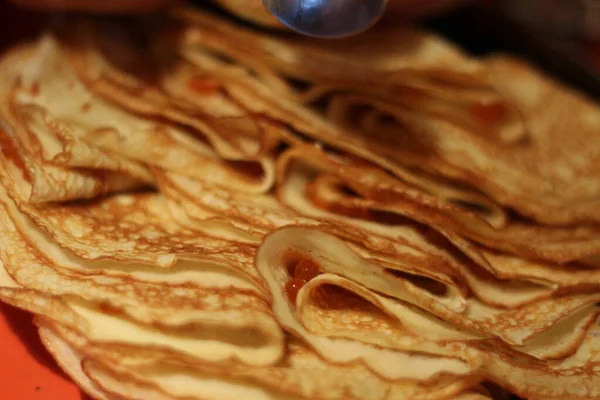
[0, 303, 86, 400]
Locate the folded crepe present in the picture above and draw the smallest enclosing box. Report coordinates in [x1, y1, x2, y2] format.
[2, 6, 600, 400]
[177, 8, 600, 266]
[176, 8, 487, 86]
[0, 44, 149, 203]
[176, 15, 514, 232]
[281, 88, 600, 264]
[37, 320, 480, 400]
[57, 18, 285, 193]
[0, 172, 284, 366]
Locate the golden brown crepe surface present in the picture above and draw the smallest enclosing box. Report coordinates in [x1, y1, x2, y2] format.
[2, 7, 600, 400]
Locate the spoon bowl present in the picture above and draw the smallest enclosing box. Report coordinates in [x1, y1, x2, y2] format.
[263, 0, 387, 38]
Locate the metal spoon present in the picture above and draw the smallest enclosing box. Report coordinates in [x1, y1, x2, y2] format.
[263, 0, 387, 38]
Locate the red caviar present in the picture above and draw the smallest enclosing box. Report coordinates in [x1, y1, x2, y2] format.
[188, 77, 221, 95]
[285, 260, 322, 304]
[285, 278, 305, 304]
[294, 260, 320, 282]
[98, 302, 123, 317]
[470, 102, 506, 125]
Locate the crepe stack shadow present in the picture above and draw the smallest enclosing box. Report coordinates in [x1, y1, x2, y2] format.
[1, 3, 600, 400]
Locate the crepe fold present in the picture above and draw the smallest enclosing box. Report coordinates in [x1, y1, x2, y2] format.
[1, 7, 600, 400]
[177, 9, 600, 265]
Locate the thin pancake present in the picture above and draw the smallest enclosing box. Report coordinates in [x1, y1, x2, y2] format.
[10, 37, 153, 184]
[275, 145, 558, 309]
[3, 10, 600, 400]
[0, 44, 146, 203]
[177, 38, 510, 231]
[30, 33, 274, 195]
[0, 190, 284, 366]
[156, 170, 470, 313]
[257, 227, 600, 346]
[275, 141, 600, 267]
[176, 8, 487, 86]
[176, 10, 600, 264]
[37, 322, 116, 400]
[45, 319, 480, 400]
[367, 56, 600, 226]
[58, 19, 279, 194]
[256, 229, 600, 398]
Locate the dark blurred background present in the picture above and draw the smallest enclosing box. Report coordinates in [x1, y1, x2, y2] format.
[1, 0, 600, 67]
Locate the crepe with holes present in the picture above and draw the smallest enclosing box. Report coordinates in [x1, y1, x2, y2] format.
[2, 7, 600, 400]
[55, 18, 284, 194]
[29, 32, 275, 195]
[276, 144, 600, 288]
[256, 226, 600, 399]
[0, 250, 483, 400]
[259, 226, 600, 348]
[173, 13, 511, 233]
[175, 9, 600, 265]
[156, 169, 480, 313]
[415, 55, 600, 226]
[0, 184, 285, 367]
[175, 10, 527, 147]
[0, 44, 147, 203]
[315, 61, 600, 229]
[156, 167, 600, 358]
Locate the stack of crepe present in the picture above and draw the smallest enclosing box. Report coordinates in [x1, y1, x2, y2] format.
[1, 4, 600, 399]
